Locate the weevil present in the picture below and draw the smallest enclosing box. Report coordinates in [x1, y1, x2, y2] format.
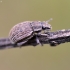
[9, 18, 52, 46]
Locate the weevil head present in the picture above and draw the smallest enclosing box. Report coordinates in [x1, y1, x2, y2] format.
[42, 18, 52, 31]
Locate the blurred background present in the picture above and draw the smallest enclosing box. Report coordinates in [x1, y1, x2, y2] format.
[0, 0, 70, 70]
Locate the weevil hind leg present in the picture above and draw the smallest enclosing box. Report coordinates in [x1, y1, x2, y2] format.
[17, 40, 28, 48]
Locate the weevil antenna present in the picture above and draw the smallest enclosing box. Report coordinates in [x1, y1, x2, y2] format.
[46, 18, 53, 23]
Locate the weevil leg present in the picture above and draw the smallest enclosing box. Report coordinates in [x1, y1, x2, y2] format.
[44, 29, 51, 34]
[17, 40, 28, 48]
[35, 35, 43, 46]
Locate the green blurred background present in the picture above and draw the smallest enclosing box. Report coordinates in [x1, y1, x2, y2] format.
[0, 0, 70, 70]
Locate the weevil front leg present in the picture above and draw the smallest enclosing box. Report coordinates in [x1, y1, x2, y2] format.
[44, 29, 50, 34]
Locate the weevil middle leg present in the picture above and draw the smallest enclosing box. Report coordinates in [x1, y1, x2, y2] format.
[35, 33, 43, 46]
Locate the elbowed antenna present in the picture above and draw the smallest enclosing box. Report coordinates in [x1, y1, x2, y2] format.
[46, 18, 53, 23]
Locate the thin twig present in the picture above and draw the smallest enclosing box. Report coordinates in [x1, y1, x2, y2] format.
[0, 29, 70, 49]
